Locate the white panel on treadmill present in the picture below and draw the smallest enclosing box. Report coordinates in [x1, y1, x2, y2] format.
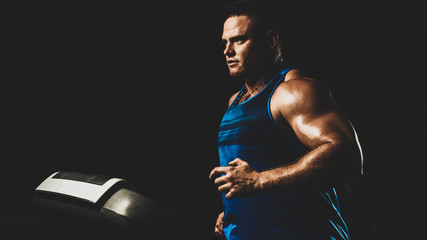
[35, 172, 126, 203]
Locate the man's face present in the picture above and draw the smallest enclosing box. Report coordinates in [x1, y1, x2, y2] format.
[222, 15, 263, 78]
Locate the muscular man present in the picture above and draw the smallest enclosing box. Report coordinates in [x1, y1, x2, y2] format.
[209, 0, 363, 239]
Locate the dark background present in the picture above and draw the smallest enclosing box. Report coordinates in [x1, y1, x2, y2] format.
[2, 1, 425, 239]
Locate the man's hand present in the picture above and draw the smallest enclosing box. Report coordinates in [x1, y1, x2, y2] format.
[214, 211, 225, 238]
[209, 158, 262, 199]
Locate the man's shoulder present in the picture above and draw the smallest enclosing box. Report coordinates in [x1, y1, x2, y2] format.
[228, 92, 240, 107]
[273, 68, 331, 108]
[277, 68, 322, 95]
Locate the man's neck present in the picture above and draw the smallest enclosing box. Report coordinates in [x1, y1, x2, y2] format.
[244, 64, 278, 92]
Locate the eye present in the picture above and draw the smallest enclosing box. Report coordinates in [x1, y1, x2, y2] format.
[234, 36, 247, 45]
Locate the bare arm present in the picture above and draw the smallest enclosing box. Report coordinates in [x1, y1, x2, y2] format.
[259, 78, 363, 192]
[210, 75, 363, 198]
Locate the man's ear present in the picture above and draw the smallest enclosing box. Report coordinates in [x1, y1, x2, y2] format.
[266, 29, 279, 50]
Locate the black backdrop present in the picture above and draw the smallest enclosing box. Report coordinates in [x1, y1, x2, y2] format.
[2, 1, 425, 239]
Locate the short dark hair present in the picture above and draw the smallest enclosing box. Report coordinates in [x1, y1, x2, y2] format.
[223, 0, 284, 63]
[223, 0, 279, 36]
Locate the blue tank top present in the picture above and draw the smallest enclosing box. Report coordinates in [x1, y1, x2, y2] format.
[218, 67, 350, 240]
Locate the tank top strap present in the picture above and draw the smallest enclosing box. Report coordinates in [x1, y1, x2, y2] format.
[230, 67, 294, 108]
[272, 67, 293, 89]
[261, 66, 293, 101]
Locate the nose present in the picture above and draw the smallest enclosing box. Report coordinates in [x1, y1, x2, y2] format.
[223, 43, 235, 57]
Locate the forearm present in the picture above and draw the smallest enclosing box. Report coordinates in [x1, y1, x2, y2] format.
[258, 141, 362, 192]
